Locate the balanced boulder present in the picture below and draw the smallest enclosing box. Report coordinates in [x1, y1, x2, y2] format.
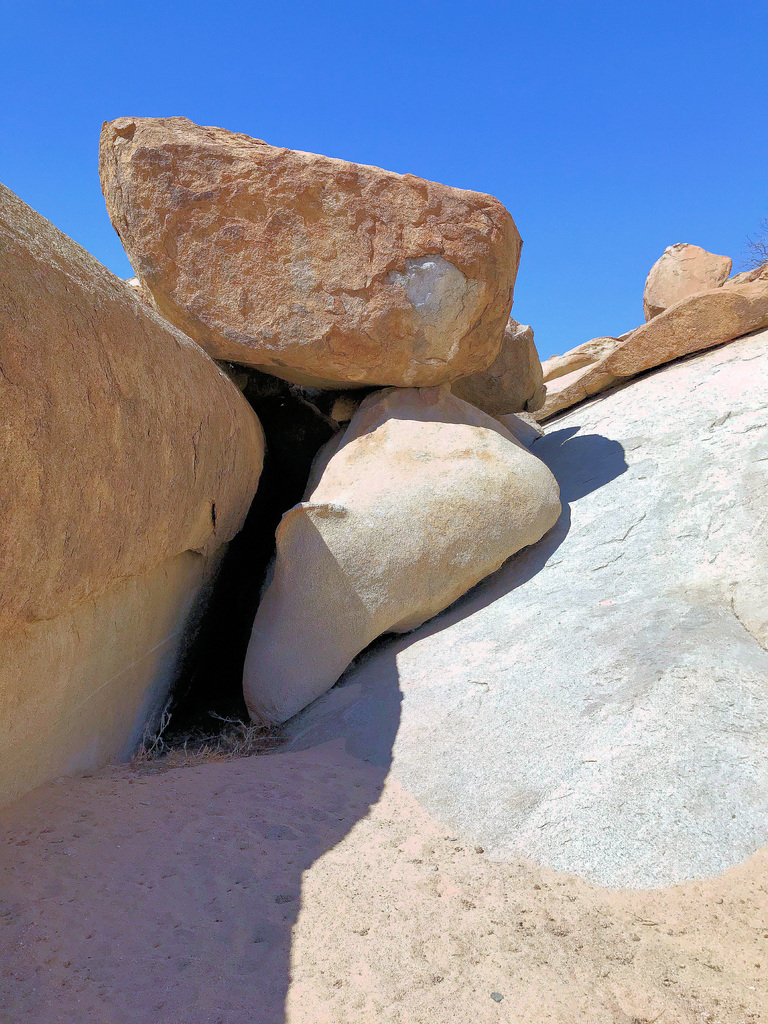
[450, 317, 545, 415]
[99, 117, 522, 389]
[643, 242, 732, 320]
[0, 183, 264, 806]
[243, 387, 561, 724]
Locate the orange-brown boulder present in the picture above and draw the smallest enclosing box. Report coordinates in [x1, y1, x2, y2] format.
[99, 117, 522, 388]
[0, 182, 264, 806]
[643, 243, 732, 321]
[450, 317, 545, 415]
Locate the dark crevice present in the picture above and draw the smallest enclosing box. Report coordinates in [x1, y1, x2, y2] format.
[158, 367, 342, 747]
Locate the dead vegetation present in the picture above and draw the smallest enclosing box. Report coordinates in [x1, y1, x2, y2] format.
[743, 219, 768, 269]
[130, 704, 283, 771]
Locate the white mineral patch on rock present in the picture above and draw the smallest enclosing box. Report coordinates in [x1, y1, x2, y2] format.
[389, 255, 466, 312]
[388, 256, 481, 364]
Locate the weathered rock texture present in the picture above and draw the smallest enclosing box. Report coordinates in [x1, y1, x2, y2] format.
[243, 387, 561, 724]
[723, 263, 768, 289]
[0, 183, 264, 805]
[537, 281, 768, 420]
[541, 336, 620, 383]
[99, 117, 522, 389]
[450, 317, 545, 415]
[287, 329, 768, 888]
[643, 242, 732, 320]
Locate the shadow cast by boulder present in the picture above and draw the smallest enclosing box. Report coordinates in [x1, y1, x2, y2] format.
[0, 425, 626, 1023]
[0, 657, 401, 1024]
[387, 425, 628, 641]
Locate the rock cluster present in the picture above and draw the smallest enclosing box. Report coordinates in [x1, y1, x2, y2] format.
[3, 112, 765, 834]
[1, 119, 558, 803]
[538, 242, 768, 420]
[94, 116, 562, 734]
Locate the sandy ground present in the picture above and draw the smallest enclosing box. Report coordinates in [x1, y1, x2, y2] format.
[1, 740, 766, 1024]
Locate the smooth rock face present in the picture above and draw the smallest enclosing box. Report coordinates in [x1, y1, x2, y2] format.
[243, 387, 561, 724]
[100, 117, 522, 388]
[537, 281, 768, 420]
[0, 183, 264, 804]
[0, 552, 221, 808]
[451, 317, 546, 415]
[541, 336, 620, 382]
[643, 242, 732, 320]
[286, 330, 768, 888]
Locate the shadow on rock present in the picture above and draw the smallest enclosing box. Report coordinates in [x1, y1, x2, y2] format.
[161, 373, 339, 738]
[393, 425, 629, 640]
[0, 425, 625, 1024]
[282, 425, 629, 757]
[0, 657, 402, 1024]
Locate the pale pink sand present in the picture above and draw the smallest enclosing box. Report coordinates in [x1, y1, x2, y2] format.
[1, 743, 765, 1023]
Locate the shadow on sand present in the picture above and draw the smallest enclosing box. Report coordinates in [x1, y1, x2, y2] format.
[0, 426, 626, 1024]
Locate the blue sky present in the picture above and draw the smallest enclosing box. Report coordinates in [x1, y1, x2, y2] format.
[2, 0, 766, 359]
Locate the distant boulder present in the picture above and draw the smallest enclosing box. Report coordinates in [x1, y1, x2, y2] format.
[541, 336, 621, 383]
[537, 279, 768, 420]
[643, 242, 731, 321]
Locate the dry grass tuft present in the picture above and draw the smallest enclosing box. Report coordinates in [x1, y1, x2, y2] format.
[131, 705, 283, 773]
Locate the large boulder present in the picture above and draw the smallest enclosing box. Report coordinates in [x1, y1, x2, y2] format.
[450, 317, 545, 415]
[643, 242, 732, 320]
[285, 328, 768, 888]
[243, 387, 561, 724]
[537, 280, 768, 420]
[99, 117, 522, 389]
[0, 183, 264, 806]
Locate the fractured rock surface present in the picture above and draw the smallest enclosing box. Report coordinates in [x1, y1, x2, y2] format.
[100, 116, 522, 389]
[450, 317, 546, 415]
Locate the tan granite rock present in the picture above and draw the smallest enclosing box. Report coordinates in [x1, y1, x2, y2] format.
[0, 182, 264, 804]
[100, 116, 522, 389]
[537, 281, 768, 420]
[723, 263, 768, 288]
[541, 336, 621, 382]
[450, 317, 545, 415]
[643, 243, 732, 320]
[243, 386, 560, 725]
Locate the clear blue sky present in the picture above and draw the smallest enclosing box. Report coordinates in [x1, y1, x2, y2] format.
[2, 0, 766, 359]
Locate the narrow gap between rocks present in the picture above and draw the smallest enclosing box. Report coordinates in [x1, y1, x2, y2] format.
[135, 367, 368, 762]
